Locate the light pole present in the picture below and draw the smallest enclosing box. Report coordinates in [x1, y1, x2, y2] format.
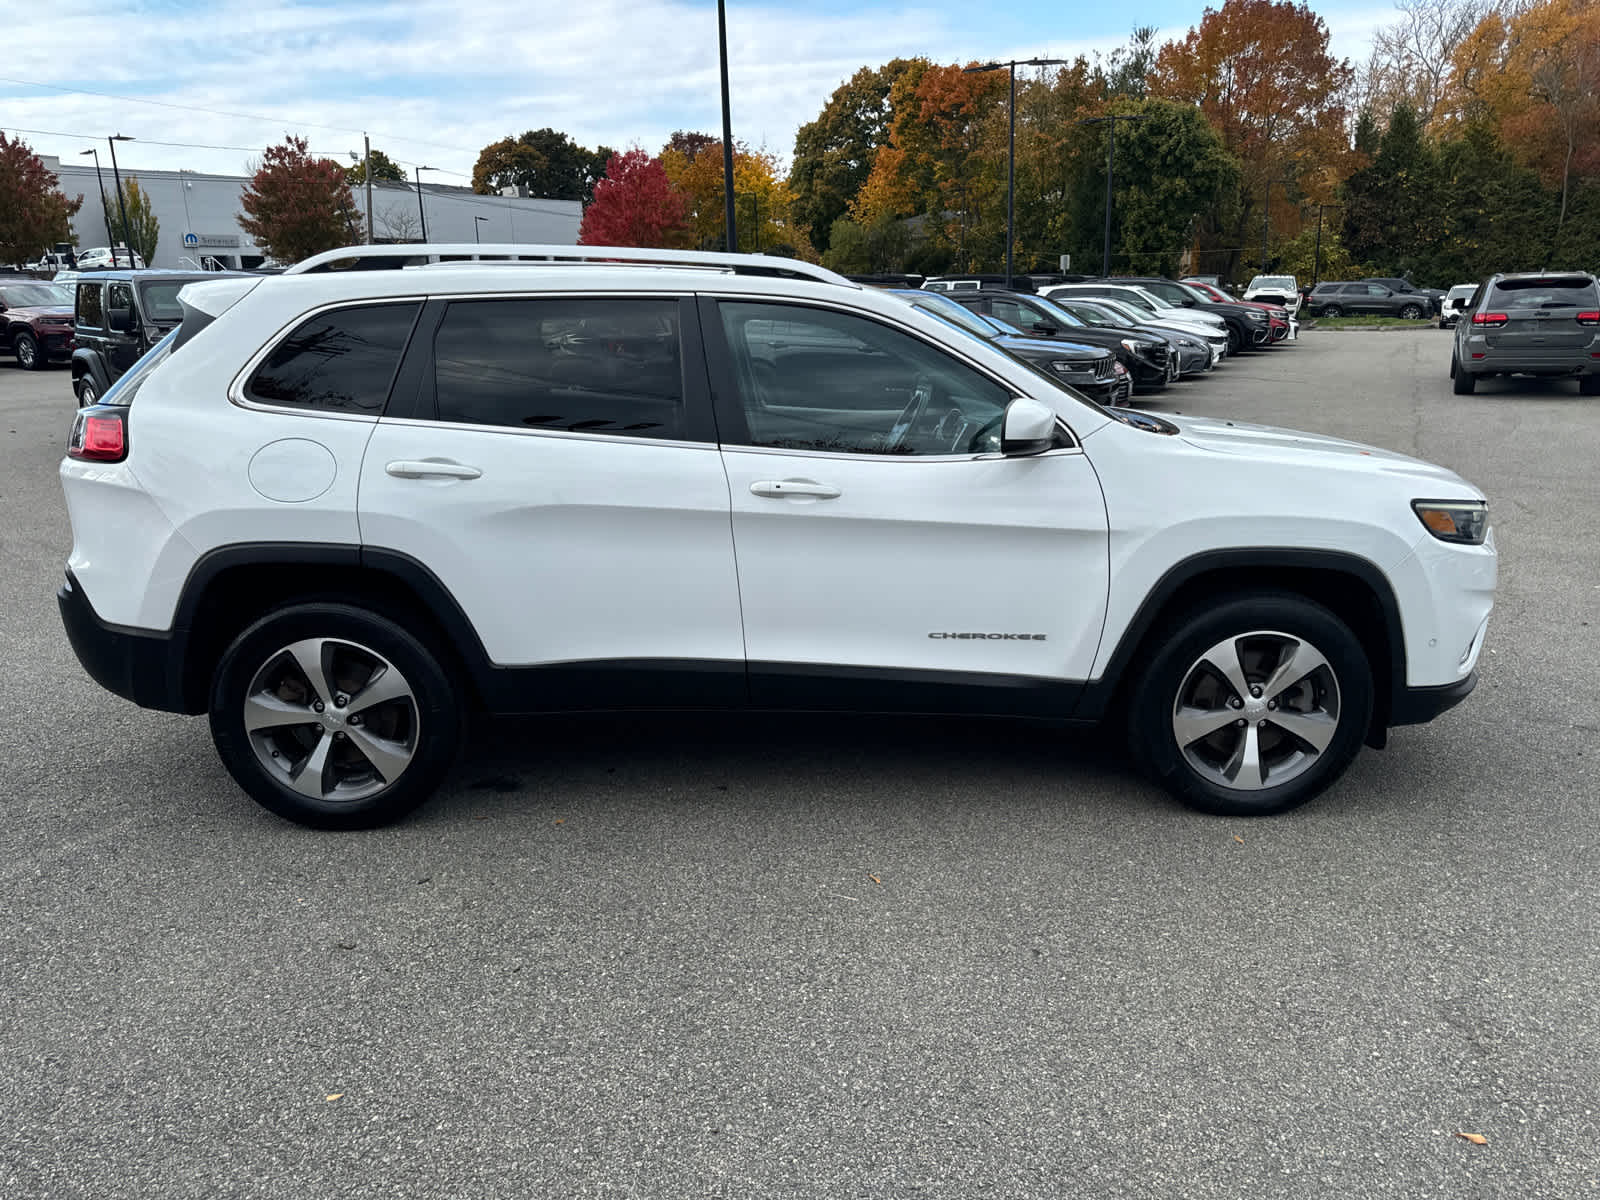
[107, 134, 134, 266]
[1077, 113, 1149, 276]
[963, 58, 1068, 287]
[717, 0, 737, 252]
[1311, 203, 1342, 286]
[474, 216, 488, 244]
[79, 149, 116, 255]
[413, 165, 435, 242]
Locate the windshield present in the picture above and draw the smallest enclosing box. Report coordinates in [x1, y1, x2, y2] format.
[893, 289, 1000, 338]
[0, 283, 72, 307]
[1026, 295, 1089, 328]
[1248, 276, 1295, 290]
[137, 282, 188, 323]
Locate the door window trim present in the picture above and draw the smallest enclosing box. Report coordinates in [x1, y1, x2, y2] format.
[697, 294, 1081, 458]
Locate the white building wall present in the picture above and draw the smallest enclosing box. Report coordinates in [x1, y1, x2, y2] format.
[44, 159, 581, 268]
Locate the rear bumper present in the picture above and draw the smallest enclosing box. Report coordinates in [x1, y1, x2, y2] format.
[1391, 671, 1477, 726]
[57, 570, 188, 713]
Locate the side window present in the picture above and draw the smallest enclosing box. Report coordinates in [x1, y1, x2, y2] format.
[1366, 285, 1390, 296]
[990, 297, 1047, 330]
[247, 303, 420, 414]
[717, 301, 1014, 457]
[77, 282, 103, 329]
[431, 298, 685, 439]
[107, 282, 134, 315]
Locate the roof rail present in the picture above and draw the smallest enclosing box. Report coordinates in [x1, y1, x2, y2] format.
[286, 243, 858, 288]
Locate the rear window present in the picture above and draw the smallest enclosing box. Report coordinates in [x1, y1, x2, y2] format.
[77, 282, 103, 328]
[1488, 276, 1598, 308]
[247, 303, 420, 414]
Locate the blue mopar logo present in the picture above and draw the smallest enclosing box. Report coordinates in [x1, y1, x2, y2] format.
[183, 233, 198, 246]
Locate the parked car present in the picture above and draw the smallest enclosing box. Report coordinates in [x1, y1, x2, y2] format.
[1439, 284, 1476, 328]
[1244, 274, 1301, 316]
[71, 269, 244, 405]
[949, 288, 1178, 388]
[890, 289, 1129, 405]
[1363, 278, 1443, 316]
[922, 274, 1038, 294]
[1048, 294, 1221, 375]
[57, 243, 1495, 828]
[1129, 276, 1296, 344]
[1181, 275, 1222, 288]
[1307, 282, 1431, 319]
[74, 246, 146, 271]
[0, 280, 76, 369]
[1450, 271, 1600, 395]
[1042, 282, 1239, 351]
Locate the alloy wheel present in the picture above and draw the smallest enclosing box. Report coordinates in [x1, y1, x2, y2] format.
[243, 637, 420, 803]
[1170, 630, 1341, 792]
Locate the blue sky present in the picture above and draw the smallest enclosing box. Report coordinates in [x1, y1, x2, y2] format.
[11, 0, 1396, 184]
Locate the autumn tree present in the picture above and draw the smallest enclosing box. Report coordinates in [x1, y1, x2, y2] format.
[577, 150, 691, 248]
[1360, 0, 1489, 129]
[1151, 0, 1354, 277]
[113, 176, 161, 265]
[0, 134, 81, 266]
[663, 131, 718, 162]
[347, 148, 406, 184]
[238, 136, 360, 264]
[661, 141, 811, 256]
[472, 129, 613, 202]
[789, 59, 923, 252]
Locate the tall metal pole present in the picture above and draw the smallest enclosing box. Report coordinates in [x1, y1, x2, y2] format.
[106, 136, 133, 267]
[717, 0, 737, 252]
[1313, 206, 1324, 286]
[1006, 63, 1016, 287]
[1103, 120, 1115, 276]
[414, 166, 431, 242]
[80, 149, 116, 252]
[1261, 180, 1271, 272]
[364, 134, 374, 244]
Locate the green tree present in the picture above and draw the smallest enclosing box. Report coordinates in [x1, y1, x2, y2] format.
[821, 214, 912, 273]
[1430, 121, 1555, 279]
[238, 136, 360, 264]
[0, 133, 81, 266]
[471, 129, 613, 202]
[346, 148, 406, 184]
[1340, 103, 1441, 278]
[789, 59, 924, 252]
[113, 176, 160, 265]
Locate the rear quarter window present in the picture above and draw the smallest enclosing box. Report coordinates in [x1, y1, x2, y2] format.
[247, 303, 421, 414]
[77, 282, 103, 328]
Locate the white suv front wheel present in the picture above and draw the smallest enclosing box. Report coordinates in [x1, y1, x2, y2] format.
[208, 603, 462, 828]
[1128, 593, 1374, 816]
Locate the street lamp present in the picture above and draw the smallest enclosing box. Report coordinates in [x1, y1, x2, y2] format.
[1076, 113, 1150, 276]
[1311, 203, 1343, 287]
[474, 215, 488, 244]
[79, 149, 116, 254]
[717, 0, 737, 252]
[413, 165, 435, 243]
[107, 134, 135, 267]
[963, 58, 1069, 287]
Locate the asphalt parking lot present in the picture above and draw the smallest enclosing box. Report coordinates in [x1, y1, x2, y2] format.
[2, 330, 1596, 1199]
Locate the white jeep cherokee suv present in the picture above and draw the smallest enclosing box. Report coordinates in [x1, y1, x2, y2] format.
[58, 245, 1497, 828]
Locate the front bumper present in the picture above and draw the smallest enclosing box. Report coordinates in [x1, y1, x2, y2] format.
[1391, 671, 1477, 726]
[58, 570, 188, 713]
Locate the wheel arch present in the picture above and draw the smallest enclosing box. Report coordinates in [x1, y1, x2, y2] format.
[1075, 548, 1405, 747]
[170, 544, 492, 715]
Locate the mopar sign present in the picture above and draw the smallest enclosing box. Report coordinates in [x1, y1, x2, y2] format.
[183, 232, 241, 248]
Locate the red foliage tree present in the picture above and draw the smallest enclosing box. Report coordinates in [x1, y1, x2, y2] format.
[238, 135, 360, 264]
[0, 133, 81, 266]
[578, 150, 691, 248]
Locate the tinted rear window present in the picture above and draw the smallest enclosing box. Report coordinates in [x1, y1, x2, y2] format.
[1489, 277, 1598, 308]
[77, 282, 103, 327]
[248, 303, 420, 414]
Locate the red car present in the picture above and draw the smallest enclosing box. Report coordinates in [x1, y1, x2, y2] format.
[1, 280, 76, 370]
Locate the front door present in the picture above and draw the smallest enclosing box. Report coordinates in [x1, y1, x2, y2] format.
[702, 297, 1110, 717]
[358, 294, 745, 707]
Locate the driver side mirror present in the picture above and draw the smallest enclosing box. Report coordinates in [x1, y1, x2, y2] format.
[1030, 321, 1058, 335]
[1001, 397, 1058, 457]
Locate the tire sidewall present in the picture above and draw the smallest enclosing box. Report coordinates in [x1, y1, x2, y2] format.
[16, 332, 39, 369]
[75, 376, 97, 407]
[209, 603, 462, 829]
[1128, 593, 1375, 817]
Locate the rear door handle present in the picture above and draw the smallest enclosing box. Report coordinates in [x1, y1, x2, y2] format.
[385, 459, 482, 480]
[750, 479, 841, 500]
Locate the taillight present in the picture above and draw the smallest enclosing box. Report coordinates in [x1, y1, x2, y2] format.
[67, 408, 128, 462]
[1577, 311, 1599, 326]
[1472, 312, 1508, 327]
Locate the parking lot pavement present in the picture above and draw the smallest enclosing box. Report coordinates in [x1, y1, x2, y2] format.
[2, 335, 1597, 1199]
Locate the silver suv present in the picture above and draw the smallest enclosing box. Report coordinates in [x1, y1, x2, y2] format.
[1451, 273, 1600, 395]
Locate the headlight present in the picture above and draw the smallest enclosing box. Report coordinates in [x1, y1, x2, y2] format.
[1120, 338, 1155, 353]
[1246, 310, 1268, 321]
[1049, 360, 1086, 375]
[1412, 500, 1488, 545]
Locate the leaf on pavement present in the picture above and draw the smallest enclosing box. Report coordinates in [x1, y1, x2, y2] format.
[869, 874, 881, 885]
[1233, 835, 1245, 844]
[1455, 1131, 1487, 1145]
[325, 1093, 344, 1102]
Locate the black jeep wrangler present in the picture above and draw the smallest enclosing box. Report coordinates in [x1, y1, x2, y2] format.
[70, 270, 244, 406]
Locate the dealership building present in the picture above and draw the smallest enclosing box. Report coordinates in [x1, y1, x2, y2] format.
[42, 157, 582, 269]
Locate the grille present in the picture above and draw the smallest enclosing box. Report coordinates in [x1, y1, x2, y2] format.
[1094, 354, 1115, 380]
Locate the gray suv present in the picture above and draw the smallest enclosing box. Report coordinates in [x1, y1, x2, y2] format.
[1307, 281, 1430, 319]
[1450, 272, 1600, 396]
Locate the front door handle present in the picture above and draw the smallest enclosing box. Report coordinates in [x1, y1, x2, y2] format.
[750, 479, 841, 500]
[386, 459, 482, 480]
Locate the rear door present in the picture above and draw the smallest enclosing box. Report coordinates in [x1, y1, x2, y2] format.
[1481, 276, 1600, 360]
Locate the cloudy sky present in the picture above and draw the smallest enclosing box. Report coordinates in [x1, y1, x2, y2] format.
[10, 0, 1395, 184]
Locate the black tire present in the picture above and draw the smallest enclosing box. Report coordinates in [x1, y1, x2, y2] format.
[1226, 326, 1241, 355]
[14, 331, 41, 370]
[1321, 304, 1342, 318]
[1453, 364, 1477, 394]
[1126, 592, 1374, 817]
[1398, 304, 1422, 320]
[1580, 374, 1600, 396]
[208, 603, 462, 829]
[74, 374, 98, 407]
